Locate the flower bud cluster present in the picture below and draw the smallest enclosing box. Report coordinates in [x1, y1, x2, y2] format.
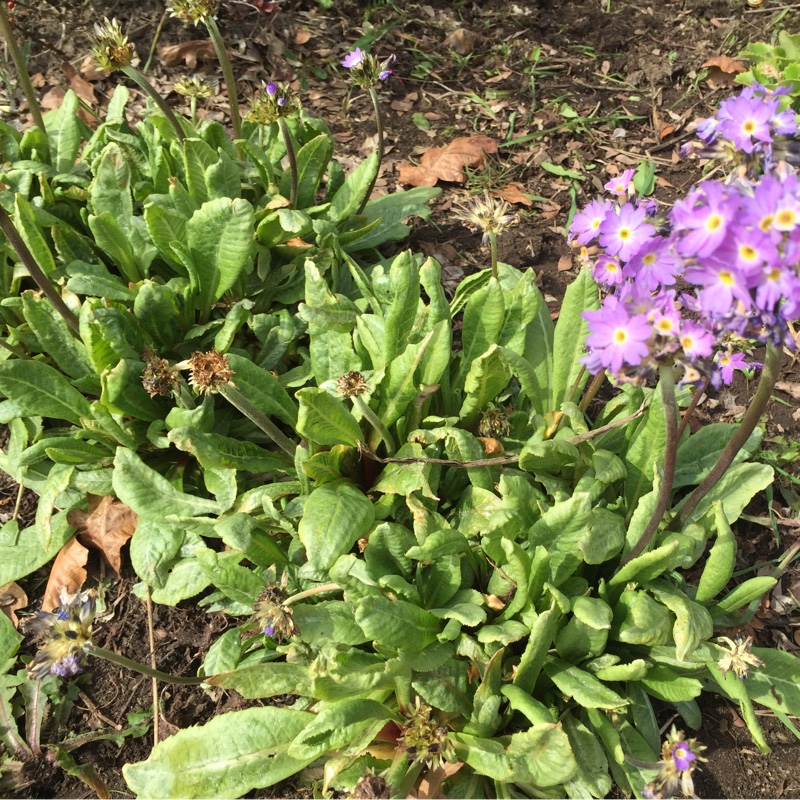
[91, 17, 135, 73]
[341, 48, 396, 89]
[571, 84, 800, 387]
[245, 82, 300, 125]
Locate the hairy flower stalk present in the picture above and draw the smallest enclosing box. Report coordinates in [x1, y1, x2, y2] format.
[204, 16, 242, 141]
[279, 118, 298, 208]
[0, 207, 80, 334]
[91, 18, 185, 142]
[618, 363, 678, 568]
[220, 384, 297, 457]
[338, 371, 396, 455]
[0, 1, 45, 131]
[340, 47, 396, 215]
[671, 341, 782, 530]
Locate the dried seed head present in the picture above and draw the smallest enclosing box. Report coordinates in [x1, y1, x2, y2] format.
[142, 349, 179, 398]
[187, 350, 232, 395]
[253, 585, 298, 642]
[337, 371, 369, 398]
[91, 18, 135, 72]
[717, 635, 764, 680]
[455, 192, 519, 244]
[478, 405, 511, 438]
[174, 75, 214, 99]
[25, 589, 96, 680]
[350, 771, 390, 799]
[168, 0, 219, 24]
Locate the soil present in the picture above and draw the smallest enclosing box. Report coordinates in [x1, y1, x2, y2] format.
[2, 0, 800, 797]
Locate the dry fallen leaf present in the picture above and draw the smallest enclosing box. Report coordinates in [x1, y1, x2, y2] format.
[493, 182, 533, 207]
[443, 28, 476, 56]
[702, 55, 746, 89]
[413, 762, 464, 800]
[776, 381, 800, 400]
[478, 437, 505, 456]
[0, 582, 28, 628]
[42, 537, 89, 613]
[397, 136, 498, 187]
[159, 40, 218, 69]
[294, 29, 312, 45]
[68, 496, 137, 578]
[558, 254, 574, 272]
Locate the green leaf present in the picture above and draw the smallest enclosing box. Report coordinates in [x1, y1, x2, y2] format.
[507, 724, 578, 787]
[624, 385, 665, 512]
[144, 203, 189, 272]
[298, 479, 375, 574]
[352, 187, 440, 251]
[283, 134, 333, 209]
[112, 447, 221, 519]
[610, 589, 674, 647]
[226, 353, 297, 426]
[13, 194, 56, 275]
[355, 595, 440, 652]
[196, 549, 263, 604]
[289, 699, 395, 761]
[169, 428, 293, 473]
[185, 198, 255, 310]
[649, 581, 713, 661]
[296, 387, 364, 448]
[293, 600, 369, 646]
[0, 359, 90, 424]
[745, 648, 800, 715]
[684, 462, 774, 525]
[383, 250, 420, 364]
[695, 501, 737, 604]
[90, 143, 133, 227]
[457, 277, 504, 389]
[122, 707, 315, 798]
[673, 423, 761, 488]
[0, 611, 22, 673]
[208, 662, 313, 698]
[378, 330, 434, 430]
[0, 512, 75, 585]
[129, 519, 185, 588]
[328, 151, 379, 222]
[459, 345, 511, 423]
[148, 556, 211, 605]
[708, 576, 777, 616]
[45, 89, 83, 173]
[639, 665, 702, 702]
[563, 713, 611, 799]
[88, 211, 141, 283]
[550, 267, 597, 409]
[609, 538, 683, 587]
[543, 658, 627, 709]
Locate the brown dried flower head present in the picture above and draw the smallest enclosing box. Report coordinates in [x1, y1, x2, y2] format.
[337, 371, 369, 398]
[350, 771, 390, 799]
[478, 405, 511, 438]
[253, 584, 297, 642]
[91, 17, 135, 72]
[397, 698, 455, 769]
[455, 191, 519, 244]
[141, 349, 179, 398]
[188, 350, 232, 395]
[717, 635, 764, 680]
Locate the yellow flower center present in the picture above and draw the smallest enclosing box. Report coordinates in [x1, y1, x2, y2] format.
[614, 329, 628, 344]
[719, 270, 735, 286]
[643, 253, 656, 265]
[705, 214, 723, 232]
[759, 214, 774, 231]
[618, 227, 631, 241]
[743, 120, 756, 134]
[656, 319, 673, 332]
[776, 209, 795, 226]
[767, 268, 781, 281]
[680, 336, 694, 350]
[739, 245, 757, 261]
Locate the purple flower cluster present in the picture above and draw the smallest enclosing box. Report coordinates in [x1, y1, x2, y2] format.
[570, 85, 800, 386]
[341, 47, 396, 88]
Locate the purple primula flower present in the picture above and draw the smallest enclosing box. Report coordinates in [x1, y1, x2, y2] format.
[341, 47, 364, 69]
[265, 82, 277, 95]
[592, 254, 625, 286]
[695, 115, 718, 144]
[717, 94, 773, 153]
[583, 297, 653, 373]
[622, 237, 681, 291]
[671, 742, 697, 773]
[685, 260, 754, 316]
[715, 349, 748, 384]
[263, 624, 276, 637]
[604, 168, 635, 197]
[671, 182, 736, 258]
[756, 264, 800, 312]
[650, 307, 681, 339]
[569, 198, 612, 244]
[678, 321, 715, 360]
[379, 69, 392, 81]
[598, 202, 655, 262]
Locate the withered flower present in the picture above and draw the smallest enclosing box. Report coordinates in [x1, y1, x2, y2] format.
[397, 698, 455, 769]
[253, 584, 298, 642]
[141, 349, 179, 398]
[478, 405, 511, 438]
[91, 18, 135, 72]
[187, 350, 232, 395]
[350, 771, 390, 799]
[25, 589, 96, 680]
[717, 635, 764, 680]
[337, 371, 369, 398]
[454, 192, 519, 245]
[642, 725, 707, 799]
[168, 0, 219, 25]
[174, 75, 214, 99]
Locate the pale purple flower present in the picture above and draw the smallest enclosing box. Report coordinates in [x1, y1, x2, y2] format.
[678, 321, 714, 360]
[583, 298, 653, 374]
[265, 82, 277, 96]
[671, 182, 736, 258]
[604, 168, 635, 197]
[379, 69, 392, 81]
[685, 260, 753, 316]
[569, 198, 612, 245]
[715, 349, 748, 384]
[622, 237, 681, 291]
[592, 254, 624, 286]
[717, 94, 773, 153]
[671, 742, 697, 773]
[598, 202, 655, 262]
[341, 48, 364, 69]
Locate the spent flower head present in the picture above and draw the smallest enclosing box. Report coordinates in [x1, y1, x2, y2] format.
[245, 81, 300, 125]
[341, 47, 396, 89]
[168, 0, 219, 24]
[397, 698, 455, 769]
[717, 635, 765, 679]
[174, 75, 214, 99]
[455, 192, 519, 245]
[91, 18, 135, 72]
[141, 348, 179, 398]
[642, 726, 707, 799]
[252, 584, 298, 642]
[184, 350, 233, 395]
[337, 371, 369, 398]
[25, 589, 96, 680]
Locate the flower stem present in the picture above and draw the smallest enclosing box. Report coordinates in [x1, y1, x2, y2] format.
[219, 384, 297, 457]
[0, 206, 80, 334]
[675, 377, 708, 441]
[278, 117, 298, 208]
[356, 395, 396, 456]
[489, 231, 499, 281]
[0, 3, 45, 132]
[283, 583, 341, 607]
[204, 15, 241, 141]
[89, 645, 205, 685]
[578, 369, 606, 414]
[120, 65, 185, 142]
[357, 86, 384, 215]
[671, 342, 782, 530]
[617, 363, 678, 569]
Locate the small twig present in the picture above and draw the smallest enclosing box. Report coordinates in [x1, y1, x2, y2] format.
[359, 402, 648, 469]
[77, 690, 120, 730]
[676, 378, 708, 441]
[144, 586, 159, 747]
[12, 479, 25, 521]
